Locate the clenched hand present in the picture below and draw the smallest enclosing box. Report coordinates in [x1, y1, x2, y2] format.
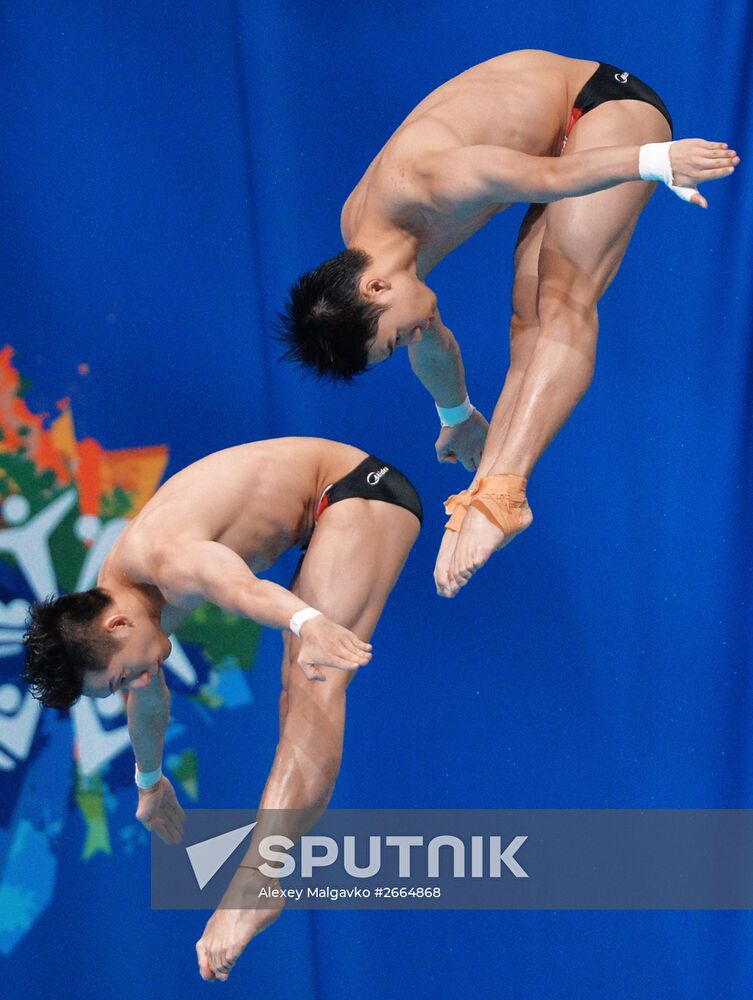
[435, 408, 488, 471]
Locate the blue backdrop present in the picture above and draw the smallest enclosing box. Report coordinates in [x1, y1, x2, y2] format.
[2, 1, 751, 997]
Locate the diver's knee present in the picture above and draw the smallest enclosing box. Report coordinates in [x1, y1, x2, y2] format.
[278, 689, 289, 723]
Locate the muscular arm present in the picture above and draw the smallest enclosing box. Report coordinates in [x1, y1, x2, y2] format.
[157, 540, 310, 629]
[417, 139, 736, 208]
[127, 670, 169, 772]
[156, 540, 372, 676]
[129, 671, 185, 844]
[409, 312, 489, 469]
[408, 311, 468, 407]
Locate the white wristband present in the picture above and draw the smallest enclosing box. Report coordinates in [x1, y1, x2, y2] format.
[638, 141, 673, 184]
[289, 607, 322, 637]
[638, 141, 696, 204]
[135, 764, 162, 790]
[436, 394, 474, 427]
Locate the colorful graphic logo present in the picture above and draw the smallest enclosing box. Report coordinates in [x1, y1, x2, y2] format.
[0, 348, 260, 954]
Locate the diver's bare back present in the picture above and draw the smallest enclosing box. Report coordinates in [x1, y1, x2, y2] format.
[101, 438, 367, 580]
[341, 51, 598, 270]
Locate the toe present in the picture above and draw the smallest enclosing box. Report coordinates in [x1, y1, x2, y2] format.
[213, 951, 237, 983]
[196, 943, 215, 981]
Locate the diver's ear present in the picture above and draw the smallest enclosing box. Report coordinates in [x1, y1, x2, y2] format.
[103, 613, 130, 634]
[361, 276, 391, 299]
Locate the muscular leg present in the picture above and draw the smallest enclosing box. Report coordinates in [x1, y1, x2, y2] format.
[444, 100, 671, 596]
[196, 499, 419, 981]
[478, 204, 548, 473]
[258, 497, 418, 820]
[434, 204, 544, 592]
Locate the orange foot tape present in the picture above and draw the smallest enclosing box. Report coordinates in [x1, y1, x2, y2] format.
[444, 474, 532, 534]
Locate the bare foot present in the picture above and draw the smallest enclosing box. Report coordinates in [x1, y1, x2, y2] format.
[434, 528, 460, 597]
[446, 506, 527, 596]
[196, 867, 284, 982]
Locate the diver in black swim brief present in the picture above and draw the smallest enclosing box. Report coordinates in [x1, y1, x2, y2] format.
[280, 51, 738, 601]
[22, 436, 423, 983]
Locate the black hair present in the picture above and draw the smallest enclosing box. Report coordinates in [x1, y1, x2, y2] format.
[277, 248, 385, 382]
[22, 588, 115, 708]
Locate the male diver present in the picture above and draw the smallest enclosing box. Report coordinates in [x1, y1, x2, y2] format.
[23, 437, 422, 982]
[280, 51, 738, 596]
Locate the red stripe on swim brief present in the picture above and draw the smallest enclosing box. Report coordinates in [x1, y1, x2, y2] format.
[314, 490, 331, 521]
[566, 107, 585, 138]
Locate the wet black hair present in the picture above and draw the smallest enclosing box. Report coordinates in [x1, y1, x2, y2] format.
[278, 248, 386, 382]
[22, 588, 115, 708]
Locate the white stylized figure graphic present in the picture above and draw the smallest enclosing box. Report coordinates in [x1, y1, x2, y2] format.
[72, 695, 132, 777]
[0, 491, 77, 599]
[0, 598, 30, 659]
[0, 593, 40, 774]
[0, 491, 78, 772]
[73, 515, 127, 591]
[1, 489, 196, 775]
[0, 683, 41, 771]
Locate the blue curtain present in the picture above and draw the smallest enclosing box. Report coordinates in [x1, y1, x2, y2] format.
[2, 1, 751, 997]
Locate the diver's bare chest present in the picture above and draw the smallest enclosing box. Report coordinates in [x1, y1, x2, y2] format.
[416, 202, 509, 274]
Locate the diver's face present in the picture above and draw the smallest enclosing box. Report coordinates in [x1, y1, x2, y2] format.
[83, 618, 172, 699]
[365, 274, 437, 365]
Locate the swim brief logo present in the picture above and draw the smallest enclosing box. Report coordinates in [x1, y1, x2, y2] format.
[367, 466, 389, 486]
[614, 71, 630, 84]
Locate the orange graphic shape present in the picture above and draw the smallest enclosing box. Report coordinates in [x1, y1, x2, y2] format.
[0, 345, 168, 517]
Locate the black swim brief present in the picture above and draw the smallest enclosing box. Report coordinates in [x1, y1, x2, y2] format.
[565, 62, 673, 141]
[314, 455, 423, 526]
[292, 456, 422, 581]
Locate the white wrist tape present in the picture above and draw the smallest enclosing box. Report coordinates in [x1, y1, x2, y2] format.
[436, 394, 474, 427]
[135, 764, 162, 790]
[289, 607, 322, 637]
[638, 141, 696, 203]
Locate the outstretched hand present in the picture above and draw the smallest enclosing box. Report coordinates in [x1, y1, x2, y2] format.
[296, 614, 372, 682]
[136, 776, 185, 844]
[668, 140, 739, 208]
[435, 409, 488, 471]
